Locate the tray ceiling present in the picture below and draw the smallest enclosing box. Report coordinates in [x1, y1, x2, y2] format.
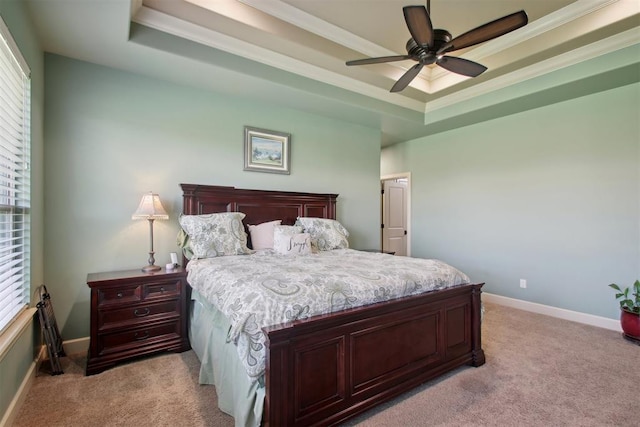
[26, 0, 640, 145]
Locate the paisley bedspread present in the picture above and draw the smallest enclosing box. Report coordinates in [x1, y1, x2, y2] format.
[186, 249, 470, 381]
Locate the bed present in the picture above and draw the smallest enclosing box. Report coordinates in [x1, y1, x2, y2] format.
[181, 183, 485, 426]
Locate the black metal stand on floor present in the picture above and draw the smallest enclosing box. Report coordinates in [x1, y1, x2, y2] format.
[36, 285, 65, 375]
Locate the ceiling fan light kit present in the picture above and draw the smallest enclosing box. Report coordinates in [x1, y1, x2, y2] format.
[346, 3, 528, 93]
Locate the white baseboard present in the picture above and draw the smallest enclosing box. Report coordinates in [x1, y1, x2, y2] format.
[483, 292, 621, 332]
[39, 337, 89, 361]
[62, 337, 89, 356]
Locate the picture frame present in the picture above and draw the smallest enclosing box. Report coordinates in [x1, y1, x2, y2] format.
[244, 126, 291, 174]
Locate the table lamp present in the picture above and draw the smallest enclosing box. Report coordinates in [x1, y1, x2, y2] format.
[132, 192, 169, 272]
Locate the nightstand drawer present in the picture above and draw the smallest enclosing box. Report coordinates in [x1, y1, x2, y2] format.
[97, 321, 181, 356]
[98, 285, 141, 306]
[143, 280, 181, 300]
[98, 300, 180, 330]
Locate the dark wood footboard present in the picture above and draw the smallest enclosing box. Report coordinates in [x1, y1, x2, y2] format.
[263, 282, 485, 426]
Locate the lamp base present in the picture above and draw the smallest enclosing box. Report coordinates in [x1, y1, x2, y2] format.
[141, 264, 162, 273]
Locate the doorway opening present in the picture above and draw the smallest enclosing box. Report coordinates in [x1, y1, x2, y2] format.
[380, 173, 411, 256]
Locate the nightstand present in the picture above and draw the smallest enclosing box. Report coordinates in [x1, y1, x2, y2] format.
[85, 267, 190, 375]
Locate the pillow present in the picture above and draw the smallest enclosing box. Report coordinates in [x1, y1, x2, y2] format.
[248, 220, 282, 250]
[273, 224, 303, 241]
[176, 228, 194, 260]
[295, 217, 349, 251]
[274, 230, 311, 256]
[273, 224, 302, 254]
[178, 212, 252, 259]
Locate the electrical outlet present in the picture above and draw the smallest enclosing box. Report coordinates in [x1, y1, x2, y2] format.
[520, 279, 527, 289]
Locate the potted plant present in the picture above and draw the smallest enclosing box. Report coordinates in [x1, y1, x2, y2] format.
[609, 280, 640, 343]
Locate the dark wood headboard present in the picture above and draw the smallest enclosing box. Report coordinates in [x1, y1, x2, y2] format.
[180, 184, 338, 227]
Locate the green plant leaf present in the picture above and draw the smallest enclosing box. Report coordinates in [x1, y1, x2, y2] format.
[609, 281, 640, 312]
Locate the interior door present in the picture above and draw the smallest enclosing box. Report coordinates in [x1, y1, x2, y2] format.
[382, 179, 407, 256]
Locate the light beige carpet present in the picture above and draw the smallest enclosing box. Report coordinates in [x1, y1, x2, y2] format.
[13, 349, 233, 427]
[13, 302, 639, 426]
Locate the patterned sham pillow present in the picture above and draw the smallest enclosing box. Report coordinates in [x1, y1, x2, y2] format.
[178, 212, 252, 259]
[248, 219, 282, 250]
[295, 217, 349, 251]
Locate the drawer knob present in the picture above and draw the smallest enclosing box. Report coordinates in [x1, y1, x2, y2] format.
[117, 292, 123, 298]
[134, 307, 150, 317]
[134, 331, 149, 341]
[160, 287, 165, 293]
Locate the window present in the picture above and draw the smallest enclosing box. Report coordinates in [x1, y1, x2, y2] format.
[0, 17, 31, 333]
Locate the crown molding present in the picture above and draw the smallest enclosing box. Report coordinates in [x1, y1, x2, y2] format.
[237, 0, 397, 58]
[429, 0, 618, 82]
[132, 6, 425, 112]
[236, 0, 432, 88]
[423, 26, 640, 122]
[132, 0, 637, 121]
[238, 0, 622, 94]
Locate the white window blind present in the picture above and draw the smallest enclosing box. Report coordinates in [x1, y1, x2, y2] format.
[0, 17, 31, 333]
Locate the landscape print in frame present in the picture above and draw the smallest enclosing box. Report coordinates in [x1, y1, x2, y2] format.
[244, 126, 291, 174]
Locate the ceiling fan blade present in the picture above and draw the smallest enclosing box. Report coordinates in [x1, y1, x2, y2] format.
[390, 63, 423, 93]
[436, 56, 487, 77]
[437, 10, 528, 54]
[403, 5, 434, 48]
[346, 55, 412, 66]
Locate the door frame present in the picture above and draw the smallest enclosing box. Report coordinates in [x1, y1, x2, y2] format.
[380, 172, 411, 257]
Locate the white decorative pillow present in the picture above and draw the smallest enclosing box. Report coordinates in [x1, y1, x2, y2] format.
[273, 224, 303, 242]
[295, 217, 349, 251]
[274, 231, 311, 256]
[248, 220, 282, 250]
[178, 212, 252, 259]
[273, 225, 303, 254]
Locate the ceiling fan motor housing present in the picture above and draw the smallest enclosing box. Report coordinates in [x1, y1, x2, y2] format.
[432, 29, 452, 50]
[406, 29, 451, 64]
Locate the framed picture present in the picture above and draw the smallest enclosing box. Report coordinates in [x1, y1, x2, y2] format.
[244, 126, 291, 174]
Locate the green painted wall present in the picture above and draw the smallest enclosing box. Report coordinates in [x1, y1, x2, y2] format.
[0, 321, 36, 420]
[382, 82, 640, 320]
[0, 0, 44, 421]
[44, 54, 381, 340]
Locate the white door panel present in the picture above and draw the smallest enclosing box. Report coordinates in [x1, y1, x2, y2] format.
[382, 180, 407, 256]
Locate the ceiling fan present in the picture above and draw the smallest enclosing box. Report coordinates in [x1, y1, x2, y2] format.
[345, 1, 528, 93]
